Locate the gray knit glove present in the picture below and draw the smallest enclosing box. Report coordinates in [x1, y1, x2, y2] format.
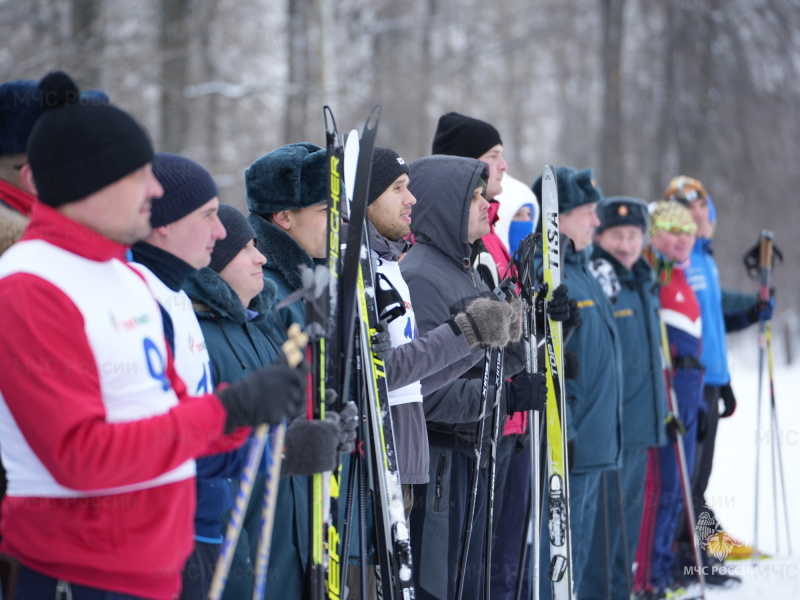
[453, 297, 516, 348]
[506, 297, 523, 342]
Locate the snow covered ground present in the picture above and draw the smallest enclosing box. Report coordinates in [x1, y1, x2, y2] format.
[700, 332, 800, 599]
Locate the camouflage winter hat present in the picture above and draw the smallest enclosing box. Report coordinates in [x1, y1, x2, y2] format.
[664, 175, 707, 205]
[648, 200, 697, 239]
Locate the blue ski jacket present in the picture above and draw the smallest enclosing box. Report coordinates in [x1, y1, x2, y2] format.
[685, 238, 758, 386]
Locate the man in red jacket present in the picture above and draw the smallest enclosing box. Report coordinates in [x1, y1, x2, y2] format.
[0, 71, 306, 600]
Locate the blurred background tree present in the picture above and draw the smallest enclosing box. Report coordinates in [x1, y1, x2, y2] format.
[2, 0, 798, 345]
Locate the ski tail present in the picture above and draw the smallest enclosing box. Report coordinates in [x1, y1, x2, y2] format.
[306, 105, 347, 600]
[541, 165, 574, 600]
[357, 228, 415, 600]
[322, 106, 381, 600]
[338, 105, 381, 406]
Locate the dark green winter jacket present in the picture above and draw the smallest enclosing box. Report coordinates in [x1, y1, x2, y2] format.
[537, 240, 624, 474]
[248, 213, 315, 339]
[183, 267, 309, 600]
[590, 246, 668, 449]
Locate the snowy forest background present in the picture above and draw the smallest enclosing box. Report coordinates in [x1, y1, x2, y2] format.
[2, 0, 799, 350]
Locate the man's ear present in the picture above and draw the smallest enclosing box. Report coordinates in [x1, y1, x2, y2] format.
[272, 210, 292, 232]
[20, 164, 37, 195]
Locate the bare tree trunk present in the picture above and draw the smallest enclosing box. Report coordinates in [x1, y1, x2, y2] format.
[417, 0, 437, 159]
[599, 0, 625, 194]
[316, 0, 336, 111]
[197, 0, 221, 166]
[70, 0, 101, 87]
[159, 0, 191, 153]
[284, 0, 310, 143]
[685, 1, 717, 175]
[650, 0, 676, 195]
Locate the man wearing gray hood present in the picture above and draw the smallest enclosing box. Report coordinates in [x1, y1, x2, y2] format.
[400, 155, 545, 600]
[366, 147, 520, 493]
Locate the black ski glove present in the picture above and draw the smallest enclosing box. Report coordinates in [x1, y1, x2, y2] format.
[370, 320, 392, 361]
[282, 418, 338, 475]
[562, 299, 583, 339]
[545, 283, 570, 321]
[665, 411, 687, 443]
[720, 383, 737, 418]
[281, 402, 359, 476]
[452, 296, 516, 348]
[217, 362, 306, 433]
[506, 372, 547, 415]
[747, 290, 775, 324]
[534, 283, 570, 332]
[567, 440, 575, 474]
[696, 410, 709, 443]
[564, 351, 580, 380]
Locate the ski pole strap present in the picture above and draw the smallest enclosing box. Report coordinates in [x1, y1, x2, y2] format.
[494, 277, 516, 302]
[375, 271, 407, 324]
[743, 229, 783, 278]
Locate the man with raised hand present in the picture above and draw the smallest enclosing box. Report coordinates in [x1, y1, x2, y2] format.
[666, 176, 768, 576]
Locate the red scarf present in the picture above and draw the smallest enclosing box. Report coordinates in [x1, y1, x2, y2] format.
[0, 179, 36, 217]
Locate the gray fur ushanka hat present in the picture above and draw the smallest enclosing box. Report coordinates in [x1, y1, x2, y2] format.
[532, 166, 602, 215]
[245, 142, 327, 215]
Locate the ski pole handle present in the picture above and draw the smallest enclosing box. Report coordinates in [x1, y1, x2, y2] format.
[758, 230, 774, 271]
[282, 323, 309, 368]
[758, 231, 774, 303]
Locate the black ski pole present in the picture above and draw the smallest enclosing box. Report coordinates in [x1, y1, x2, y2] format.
[658, 318, 706, 599]
[455, 347, 493, 600]
[614, 469, 633, 599]
[514, 473, 533, 600]
[766, 323, 792, 556]
[359, 443, 370, 600]
[601, 472, 611, 600]
[751, 230, 772, 563]
[484, 346, 506, 600]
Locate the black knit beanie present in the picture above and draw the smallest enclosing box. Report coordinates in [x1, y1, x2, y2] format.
[368, 147, 411, 205]
[150, 153, 218, 227]
[26, 71, 154, 207]
[431, 112, 502, 159]
[210, 204, 257, 273]
[596, 196, 649, 234]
